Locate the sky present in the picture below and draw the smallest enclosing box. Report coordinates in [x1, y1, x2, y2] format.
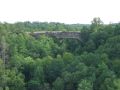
[0, 0, 120, 24]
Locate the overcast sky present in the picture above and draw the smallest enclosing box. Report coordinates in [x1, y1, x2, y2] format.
[0, 0, 120, 24]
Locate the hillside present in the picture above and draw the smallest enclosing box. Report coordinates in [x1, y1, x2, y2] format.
[0, 18, 120, 90]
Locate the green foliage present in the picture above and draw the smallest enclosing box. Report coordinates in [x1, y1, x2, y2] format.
[0, 18, 120, 90]
[0, 59, 25, 90]
[52, 77, 64, 90]
[77, 79, 93, 90]
[91, 17, 104, 32]
[63, 52, 74, 64]
[114, 78, 120, 90]
[6, 69, 25, 90]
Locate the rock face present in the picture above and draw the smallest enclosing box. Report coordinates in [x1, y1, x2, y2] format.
[30, 31, 81, 40]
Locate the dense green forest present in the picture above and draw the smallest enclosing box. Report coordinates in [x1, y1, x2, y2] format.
[0, 18, 120, 90]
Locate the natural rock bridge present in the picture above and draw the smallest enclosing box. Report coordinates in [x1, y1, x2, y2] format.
[29, 31, 81, 40]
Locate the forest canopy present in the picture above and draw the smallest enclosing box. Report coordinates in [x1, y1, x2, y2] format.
[0, 18, 120, 90]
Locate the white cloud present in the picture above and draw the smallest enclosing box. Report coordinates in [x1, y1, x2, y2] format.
[0, 0, 120, 24]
